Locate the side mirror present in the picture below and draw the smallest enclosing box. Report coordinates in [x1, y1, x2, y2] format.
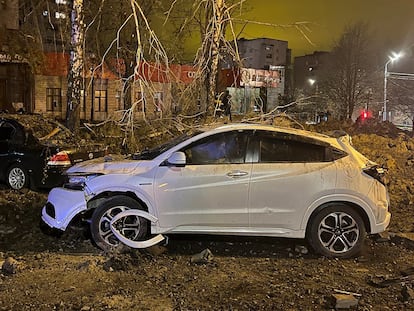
[166, 151, 186, 167]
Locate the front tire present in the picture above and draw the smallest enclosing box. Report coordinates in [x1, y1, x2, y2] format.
[90, 196, 148, 252]
[7, 164, 28, 190]
[307, 204, 366, 258]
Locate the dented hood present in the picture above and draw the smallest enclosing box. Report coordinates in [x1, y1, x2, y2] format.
[65, 154, 151, 175]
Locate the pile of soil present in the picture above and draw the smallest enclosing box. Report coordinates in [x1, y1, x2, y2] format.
[0, 115, 413, 310]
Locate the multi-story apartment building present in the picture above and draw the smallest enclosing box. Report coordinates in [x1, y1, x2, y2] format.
[237, 38, 290, 69]
[223, 38, 292, 114]
[293, 51, 330, 94]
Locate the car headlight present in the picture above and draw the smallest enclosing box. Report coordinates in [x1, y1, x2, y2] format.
[65, 173, 102, 189]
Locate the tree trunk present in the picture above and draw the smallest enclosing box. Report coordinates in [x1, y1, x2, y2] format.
[66, 0, 84, 132]
[206, 0, 226, 115]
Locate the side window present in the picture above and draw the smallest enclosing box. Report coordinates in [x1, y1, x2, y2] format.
[0, 125, 13, 141]
[182, 131, 248, 165]
[258, 132, 327, 163]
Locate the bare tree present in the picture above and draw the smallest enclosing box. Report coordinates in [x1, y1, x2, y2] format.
[66, 0, 85, 131]
[319, 22, 378, 120]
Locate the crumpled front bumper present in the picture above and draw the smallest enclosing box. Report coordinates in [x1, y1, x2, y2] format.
[41, 187, 88, 230]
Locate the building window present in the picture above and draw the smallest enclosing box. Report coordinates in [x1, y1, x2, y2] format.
[94, 90, 107, 112]
[80, 89, 86, 112]
[154, 92, 163, 112]
[94, 79, 108, 112]
[135, 91, 145, 112]
[46, 88, 62, 112]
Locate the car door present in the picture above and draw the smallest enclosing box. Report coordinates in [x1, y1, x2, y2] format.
[153, 130, 253, 231]
[248, 130, 337, 232]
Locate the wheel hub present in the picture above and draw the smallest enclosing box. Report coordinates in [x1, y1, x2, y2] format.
[318, 211, 360, 254]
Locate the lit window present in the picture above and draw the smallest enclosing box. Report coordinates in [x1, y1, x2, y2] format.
[55, 0, 67, 4]
[42, 11, 48, 16]
[94, 79, 108, 112]
[55, 12, 66, 19]
[46, 88, 62, 112]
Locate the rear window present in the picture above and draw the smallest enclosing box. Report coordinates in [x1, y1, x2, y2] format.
[255, 130, 346, 163]
[260, 137, 326, 162]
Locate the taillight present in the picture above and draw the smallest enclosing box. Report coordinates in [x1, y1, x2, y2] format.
[363, 165, 387, 185]
[47, 151, 72, 166]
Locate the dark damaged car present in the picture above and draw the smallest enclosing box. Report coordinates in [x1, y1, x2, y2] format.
[0, 117, 105, 190]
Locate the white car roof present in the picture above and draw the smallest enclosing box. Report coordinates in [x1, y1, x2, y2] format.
[199, 122, 340, 146]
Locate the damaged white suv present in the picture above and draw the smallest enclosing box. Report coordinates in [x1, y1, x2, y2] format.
[42, 124, 390, 258]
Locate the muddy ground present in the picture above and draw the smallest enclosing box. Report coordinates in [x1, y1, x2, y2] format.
[1, 116, 414, 310]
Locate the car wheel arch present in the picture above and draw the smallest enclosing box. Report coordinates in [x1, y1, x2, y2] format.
[305, 201, 371, 236]
[87, 191, 151, 214]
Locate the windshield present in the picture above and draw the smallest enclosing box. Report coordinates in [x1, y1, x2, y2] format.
[132, 130, 203, 160]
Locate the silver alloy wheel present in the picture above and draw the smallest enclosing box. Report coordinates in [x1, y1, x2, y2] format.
[8, 167, 26, 190]
[98, 206, 142, 246]
[317, 211, 359, 254]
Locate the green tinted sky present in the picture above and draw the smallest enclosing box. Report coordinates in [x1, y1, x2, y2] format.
[234, 0, 414, 56]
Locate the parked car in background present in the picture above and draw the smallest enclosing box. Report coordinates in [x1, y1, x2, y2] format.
[0, 117, 105, 190]
[42, 123, 390, 258]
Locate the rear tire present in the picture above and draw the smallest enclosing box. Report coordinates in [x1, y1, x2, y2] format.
[7, 164, 28, 190]
[307, 204, 366, 258]
[90, 196, 148, 252]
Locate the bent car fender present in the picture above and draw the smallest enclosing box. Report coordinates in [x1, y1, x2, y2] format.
[86, 175, 159, 218]
[42, 187, 88, 230]
[109, 209, 165, 248]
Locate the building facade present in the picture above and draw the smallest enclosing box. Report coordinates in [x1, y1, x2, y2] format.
[237, 38, 290, 69]
[223, 38, 292, 114]
[293, 51, 330, 94]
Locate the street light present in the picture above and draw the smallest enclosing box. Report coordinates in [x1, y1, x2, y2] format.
[383, 51, 403, 121]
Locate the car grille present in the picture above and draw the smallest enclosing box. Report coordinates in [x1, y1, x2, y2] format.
[45, 202, 56, 218]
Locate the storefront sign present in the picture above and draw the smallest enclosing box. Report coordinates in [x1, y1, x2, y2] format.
[0, 53, 26, 63]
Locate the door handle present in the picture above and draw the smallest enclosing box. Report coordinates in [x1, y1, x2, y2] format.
[226, 170, 248, 178]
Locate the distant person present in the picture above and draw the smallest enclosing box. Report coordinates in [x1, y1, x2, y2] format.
[220, 91, 232, 122]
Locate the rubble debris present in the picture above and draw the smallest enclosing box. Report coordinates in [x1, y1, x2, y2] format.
[333, 289, 362, 297]
[391, 233, 414, 250]
[402, 285, 414, 301]
[401, 266, 414, 276]
[1, 257, 24, 275]
[374, 231, 391, 242]
[368, 274, 414, 288]
[190, 248, 214, 264]
[294, 245, 309, 255]
[145, 245, 168, 256]
[332, 293, 359, 309]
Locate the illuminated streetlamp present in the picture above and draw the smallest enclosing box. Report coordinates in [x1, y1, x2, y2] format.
[383, 51, 403, 121]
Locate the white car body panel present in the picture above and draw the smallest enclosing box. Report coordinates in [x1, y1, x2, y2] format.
[41, 123, 391, 248]
[42, 187, 87, 230]
[153, 163, 252, 229]
[248, 161, 337, 232]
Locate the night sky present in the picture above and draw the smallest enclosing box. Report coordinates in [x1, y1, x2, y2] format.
[234, 0, 414, 57]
